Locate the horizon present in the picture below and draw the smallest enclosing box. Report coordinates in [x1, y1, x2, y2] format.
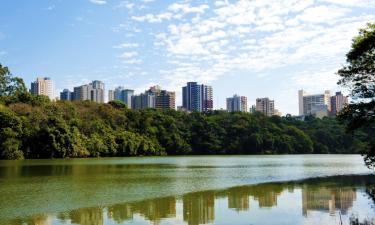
[1, 0, 374, 115]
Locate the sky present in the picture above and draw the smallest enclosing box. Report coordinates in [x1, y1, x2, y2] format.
[0, 0, 374, 115]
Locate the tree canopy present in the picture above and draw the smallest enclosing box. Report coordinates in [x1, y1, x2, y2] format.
[0, 99, 368, 160]
[337, 22, 375, 169]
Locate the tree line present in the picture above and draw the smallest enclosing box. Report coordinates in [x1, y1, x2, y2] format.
[0, 72, 369, 159]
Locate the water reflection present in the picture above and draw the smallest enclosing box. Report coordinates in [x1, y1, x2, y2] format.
[183, 191, 215, 225]
[5, 175, 374, 225]
[302, 187, 356, 216]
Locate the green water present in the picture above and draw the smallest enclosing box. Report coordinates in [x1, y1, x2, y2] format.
[0, 155, 374, 225]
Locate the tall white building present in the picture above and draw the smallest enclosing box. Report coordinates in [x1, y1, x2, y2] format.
[226, 95, 247, 112]
[298, 90, 331, 117]
[30, 77, 54, 100]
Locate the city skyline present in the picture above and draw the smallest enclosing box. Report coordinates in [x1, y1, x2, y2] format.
[31, 76, 351, 115]
[1, 1, 374, 114]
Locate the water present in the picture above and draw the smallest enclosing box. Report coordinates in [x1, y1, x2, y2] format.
[0, 155, 374, 225]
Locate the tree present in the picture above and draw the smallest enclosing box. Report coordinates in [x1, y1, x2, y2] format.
[337, 22, 375, 169]
[0, 106, 24, 159]
[0, 64, 27, 98]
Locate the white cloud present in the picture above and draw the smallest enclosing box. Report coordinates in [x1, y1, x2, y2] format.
[122, 59, 143, 65]
[114, 43, 139, 49]
[168, 3, 209, 15]
[132, 12, 173, 23]
[89, 0, 107, 5]
[115, 1, 136, 10]
[297, 5, 350, 24]
[318, 0, 375, 7]
[118, 51, 138, 58]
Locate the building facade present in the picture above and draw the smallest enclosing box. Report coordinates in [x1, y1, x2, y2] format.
[155, 90, 176, 110]
[182, 82, 213, 112]
[60, 89, 72, 101]
[299, 90, 331, 117]
[330, 92, 348, 115]
[30, 77, 54, 99]
[71, 80, 105, 103]
[108, 86, 134, 107]
[202, 85, 213, 112]
[226, 95, 247, 112]
[256, 97, 275, 116]
[108, 90, 115, 102]
[131, 91, 155, 110]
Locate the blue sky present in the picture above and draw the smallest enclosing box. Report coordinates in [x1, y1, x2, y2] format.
[0, 0, 374, 115]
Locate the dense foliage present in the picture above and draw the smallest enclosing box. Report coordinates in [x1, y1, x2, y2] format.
[0, 98, 369, 160]
[337, 22, 375, 169]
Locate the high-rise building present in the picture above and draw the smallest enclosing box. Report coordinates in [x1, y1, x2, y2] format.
[226, 95, 247, 112]
[182, 82, 213, 112]
[131, 91, 155, 110]
[108, 86, 134, 107]
[155, 90, 176, 110]
[256, 97, 275, 116]
[60, 89, 72, 101]
[73, 84, 90, 101]
[72, 80, 105, 103]
[30, 77, 54, 99]
[121, 89, 134, 107]
[108, 90, 115, 102]
[299, 90, 331, 117]
[182, 82, 201, 112]
[330, 92, 348, 116]
[146, 85, 176, 110]
[90, 80, 105, 103]
[131, 86, 175, 110]
[202, 85, 213, 112]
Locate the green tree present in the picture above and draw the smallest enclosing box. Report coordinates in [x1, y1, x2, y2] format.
[0, 64, 27, 98]
[337, 22, 375, 168]
[0, 106, 24, 159]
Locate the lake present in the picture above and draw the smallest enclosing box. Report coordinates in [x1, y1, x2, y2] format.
[0, 155, 374, 225]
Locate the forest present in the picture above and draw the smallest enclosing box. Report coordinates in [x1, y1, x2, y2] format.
[0, 93, 370, 160]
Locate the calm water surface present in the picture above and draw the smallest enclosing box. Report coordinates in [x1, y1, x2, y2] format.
[0, 155, 374, 225]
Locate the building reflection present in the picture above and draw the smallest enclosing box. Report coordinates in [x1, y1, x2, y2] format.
[6, 176, 373, 225]
[227, 186, 250, 211]
[183, 191, 215, 225]
[247, 184, 284, 208]
[6, 215, 53, 225]
[302, 187, 357, 216]
[69, 207, 103, 225]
